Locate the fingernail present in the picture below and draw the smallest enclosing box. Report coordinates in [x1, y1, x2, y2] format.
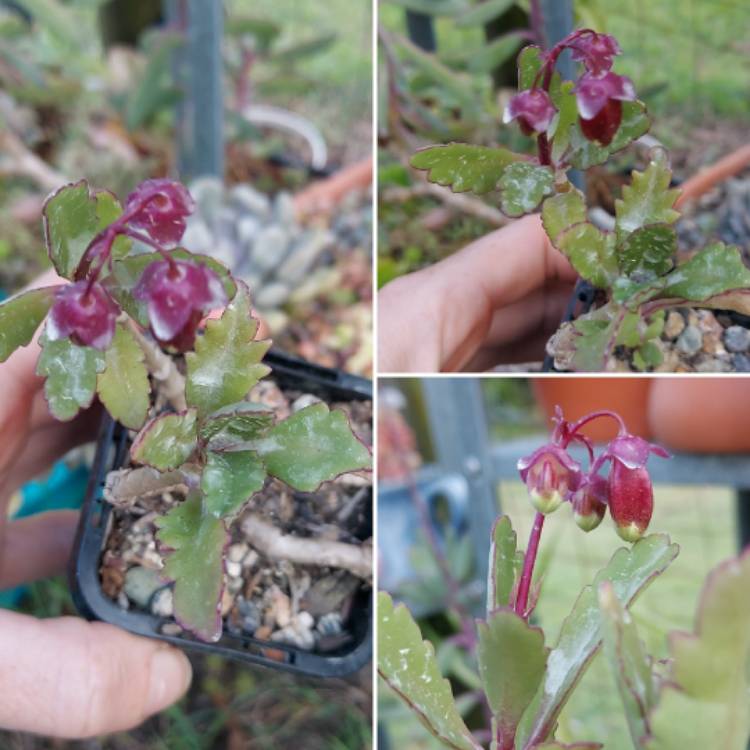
[146, 648, 192, 712]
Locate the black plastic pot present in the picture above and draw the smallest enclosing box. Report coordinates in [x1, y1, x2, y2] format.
[69, 349, 372, 677]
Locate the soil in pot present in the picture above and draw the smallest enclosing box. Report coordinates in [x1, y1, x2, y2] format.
[98, 376, 372, 657]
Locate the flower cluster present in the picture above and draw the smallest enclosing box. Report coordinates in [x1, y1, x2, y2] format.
[504, 29, 636, 147]
[47, 179, 225, 352]
[517, 407, 669, 542]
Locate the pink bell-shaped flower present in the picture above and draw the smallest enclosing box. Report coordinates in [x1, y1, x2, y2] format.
[47, 281, 119, 351]
[518, 444, 582, 514]
[504, 89, 557, 136]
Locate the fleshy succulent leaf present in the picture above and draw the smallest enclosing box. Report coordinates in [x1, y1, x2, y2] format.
[255, 403, 371, 492]
[201, 450, 266, 519]
[618, 223, 676, 279]
[614, 154, 680, 244]
[410, 144, 522, 194]
[488, 515, 519, 613]
[598, 581, 654, 747]
[36, 333, 105, 421]
[499, 162, 554, 217]
[660, 242, 750, 301]
[556, 223, 618, 289]
[541, 189, 587, 247]
[185, 282, 270, 417]
[199, 402, 275, 450]
[0, 287, 56, 363]
[42, 181, 124, 279]
[644, 549, 750, 750]
[130, 410, 199, 470]
[378, 592, 481, 750]
[156, 491, 227, 642]
[515, 535, 679, 750]
[96, 323, 150, 430]
[477, 609, 548, 748]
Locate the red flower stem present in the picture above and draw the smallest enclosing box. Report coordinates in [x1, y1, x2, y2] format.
[515, 511, 545, 618]
[537, 133, 551, 165]
[569, 409, 627, 438]
[121, 228, 178, 269]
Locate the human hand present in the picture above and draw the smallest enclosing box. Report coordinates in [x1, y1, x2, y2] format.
[377, 214, 577, 372]
[0, 271, 192, 738]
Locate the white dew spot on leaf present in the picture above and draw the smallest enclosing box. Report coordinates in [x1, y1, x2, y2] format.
[499, 162, 554, 217]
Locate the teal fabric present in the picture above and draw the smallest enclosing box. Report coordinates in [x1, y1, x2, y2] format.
[0, 462, 89, 607]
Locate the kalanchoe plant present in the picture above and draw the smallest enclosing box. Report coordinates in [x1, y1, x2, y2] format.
[410, 29, 750, 371]
[0, 177, 372, 642]
[379, 407, 750, 749]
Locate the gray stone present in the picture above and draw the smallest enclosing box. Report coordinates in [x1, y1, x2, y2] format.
[227, 543, 249, 564]
[316, 612, 343, 637]
[255, 281, 291, 309]
[236, 598, 262, 634]
[676, 325, 702, 356]
[123, 566, 164, 609]
[663, 310, 686, 340]
[230, 184, 271, 218]
[273, 192, 296, 226]
[189, 176, 224, 224]
[212, 238, 239, 269]
[694, 356, 733, 373]
[181, 220, 214, 255]
[292, 393, 322, 413]
[250, 226, 290, 272]
[724, 325, 750, 353]
[225, 560, 242, 579]
[734, 353, 750, 372]
[237, 216, 262, 246]
[150, 587, 174, 618]
[276, 231, 333, 285]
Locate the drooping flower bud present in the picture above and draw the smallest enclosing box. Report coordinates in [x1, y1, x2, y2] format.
[571, 473, 608, 532]
[133, 259, 228, 351]
[124, 179, 195, 246]
[606, 434, 671, 469]
[47, 280, 119, 350]
[518, 444, 581, 514]
[608, 461, 653, 542]
[503, 89, 557, 136]
[569, 32, 621, 75]
[574, 72, 636, 146]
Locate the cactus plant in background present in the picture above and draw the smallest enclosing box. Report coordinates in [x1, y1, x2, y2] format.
[379, 406, 750, 749]
[0, 177, 372, 641]
[410, 30, 750, 371]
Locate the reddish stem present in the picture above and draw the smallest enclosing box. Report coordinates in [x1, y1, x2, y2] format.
[121, 228, 178, 270]
[568, 408, 627, 439]
[515, 511, 545, 618]
[537, 133, 551, 165]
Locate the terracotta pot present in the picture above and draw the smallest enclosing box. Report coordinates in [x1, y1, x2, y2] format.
[533, 378, 652, 442]
[648, 378, 750, 453]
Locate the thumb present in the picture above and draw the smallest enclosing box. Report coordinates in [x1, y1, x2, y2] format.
[0, 611, 192, 738]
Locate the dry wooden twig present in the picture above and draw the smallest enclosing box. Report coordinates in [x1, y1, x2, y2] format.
[241, 513, 372, 580]
[104, 466, 195, 508]
[0, 130, 68, 193]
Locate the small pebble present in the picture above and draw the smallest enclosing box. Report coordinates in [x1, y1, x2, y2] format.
[227, 543, 249, 564]
[724, 326, 750, 353]
[150, 588, 174, 618]
[733, 353, 750, 372]
[160, 623, 183, 637]
[676, 326, 702, 356]
[123, 566, 164, 609]
[316, 612, 343, 637]
[292, 393, 322, 412]
[225, 560, 242, 579]
[663, 311, 686, 340]
[236, 598, 262, 634]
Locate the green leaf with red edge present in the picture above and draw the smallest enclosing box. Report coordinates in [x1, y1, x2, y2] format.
[131, 409, 198, 470]
[199, 402, 275, 450]
[614, 153, 680, 244]
[477, 609, 548, 750]
[96, 322, 150, 430]
[549, 82, 578, 164]
[488, 515, 521, 613]
[201, 450, 266, 519]
[499, 162, 554, 217]
[659, 242, 750, 301]
[185, 282, 270, 417]
[42, 181, 127, 279]
[557, 222, 618, 289]
[618, 223, 676, 279]
[598, 581, 654, 747]
[104, 249, 236, 328]
[410, 144, 523, 195]
[378, 592, 482, 750]
[254, 402, 371, 492]
[0, 287, 57, 363]
[36, 333, 105, 421]
[95, 191, 131, 259]
[156, 491, 228, 642]
[541, 189, 587, 247]
[564, 101, 650, 171]
[644, 549, 750, 750]
[515, 535, 679, 750]
[517, 45, 561, 92]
